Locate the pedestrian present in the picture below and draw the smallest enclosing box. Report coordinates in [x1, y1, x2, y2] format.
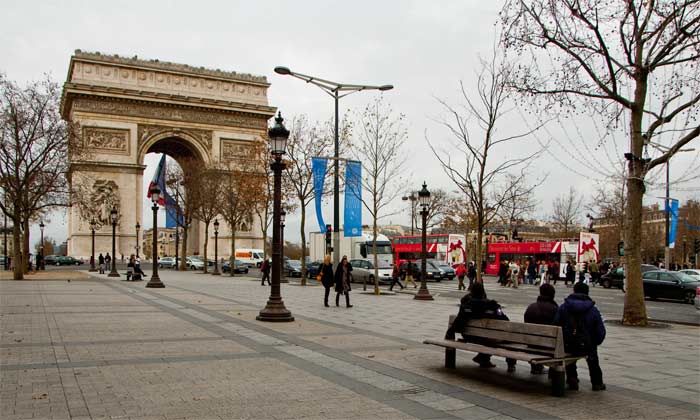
[334, 255, 353, 308]
[98, 253, 105, 274]
[517, 260, 525, 286]
[389, 264, 404, 291]
[444, 283, 517, 372]
[554, 282, 606, 391]
[527, 258, 537, 285]
[467, 262, 477, 290]
[498, 260, 509, 286]
[135, 255, 145, 277]
[539, 260, 547, 285]
[524, 283, 558, 374]
[589, 260, 599, 287]
[565, 261, 575, 286]
[506, 260, 518, 288]
[579, 261, 588, 283]
[456, 263, 467, 291]
[260, 258, 270, 285]
[105, 253, 112, 271]
[320, 255, 335, 307]
[405, 262, 417, 288]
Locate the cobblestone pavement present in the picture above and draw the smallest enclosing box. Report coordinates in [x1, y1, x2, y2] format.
[1, 270, 698, 420]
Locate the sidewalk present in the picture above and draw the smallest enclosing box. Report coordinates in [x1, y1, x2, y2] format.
[1, 270, 698, 419]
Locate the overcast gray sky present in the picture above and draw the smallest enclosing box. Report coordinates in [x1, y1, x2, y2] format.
[2, 0, 698, 247]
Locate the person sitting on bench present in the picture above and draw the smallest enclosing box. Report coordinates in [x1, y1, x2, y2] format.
[444, 283, 517, 372]
[524, 283, 558, 374]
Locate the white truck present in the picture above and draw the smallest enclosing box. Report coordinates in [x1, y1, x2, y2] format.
[309, 230, 394, 266]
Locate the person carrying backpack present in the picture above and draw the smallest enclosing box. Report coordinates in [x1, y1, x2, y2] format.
[554, 282, 606, 391]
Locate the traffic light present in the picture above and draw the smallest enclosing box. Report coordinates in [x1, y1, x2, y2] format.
[618, 241, 625, 256]
[694, 238, 700, 254]
[325, 225, 332, 253]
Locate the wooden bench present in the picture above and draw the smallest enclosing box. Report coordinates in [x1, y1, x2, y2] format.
[125, 269, 141, 281]
[424, 315, 585, 396]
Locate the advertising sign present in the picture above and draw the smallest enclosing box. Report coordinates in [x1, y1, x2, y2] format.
[578, 232, 600, 263]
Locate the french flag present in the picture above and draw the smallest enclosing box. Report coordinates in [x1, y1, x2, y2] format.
[147, 154, 167, 206]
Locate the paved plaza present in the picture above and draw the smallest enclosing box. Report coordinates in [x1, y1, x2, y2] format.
[1, 270, 699, 420]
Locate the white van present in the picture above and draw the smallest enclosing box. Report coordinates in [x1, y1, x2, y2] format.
[235, 249, 264, 267]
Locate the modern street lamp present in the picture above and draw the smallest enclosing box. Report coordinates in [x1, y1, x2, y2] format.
[146, 186, 164, 288]
[257, 112, 294, 322]
[39, 221, 45, 270]
[135, 222, 140, 258]
[280, 209, 288, 284]
[89, 219, 97, 272]
[212, 219, 220, 275]
[402, 192, 418, 235]
[414, 182, 434, 301]
[108, 207, 120, 277]
[274, 66, 393, 267]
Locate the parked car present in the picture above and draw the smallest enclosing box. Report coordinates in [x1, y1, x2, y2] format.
[306, 261, 323, 279]
[186, 256, 205, 270]
[398, 261, 442, 281]
[222, 259, 249, 274]
[158, 257, 178, 269]
[695, 285, 700, 310]
[429, 259, 456, 280]
[642, 270, 700, 304]
[55, 256, 83, 266]
[43, 255, 58, 265]
[349, 259, 393, 284]
[679, 269, 700, 281]
[598, 264, 658, 289]
[284, 260, 302, 277]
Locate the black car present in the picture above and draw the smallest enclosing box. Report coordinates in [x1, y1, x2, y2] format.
[642, 270, 699, 304]
[306, 261, 322, 279]
[598, 264, 658, 289]
[398, 261, 442, 281]
[284, 260, 302, 277]
[43, 255, 58, 265]
[221, 260, 249, 274]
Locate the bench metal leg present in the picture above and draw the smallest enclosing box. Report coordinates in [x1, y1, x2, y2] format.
[551, 364, 566, 397]
[445, 348, 456, 369]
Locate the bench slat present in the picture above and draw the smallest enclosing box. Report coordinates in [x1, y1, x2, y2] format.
[449, 316, 561, 338]
[463, 327, 558, 349]
[424, 339, 556, 363]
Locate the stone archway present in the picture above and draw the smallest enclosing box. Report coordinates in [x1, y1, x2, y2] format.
[62, 51, 275, 259]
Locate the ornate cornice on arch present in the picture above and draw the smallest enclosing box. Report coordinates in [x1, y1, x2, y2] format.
[138, 124, 212, 164]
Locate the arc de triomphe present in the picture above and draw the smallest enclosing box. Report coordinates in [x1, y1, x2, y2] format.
[61, 51, 275, 259]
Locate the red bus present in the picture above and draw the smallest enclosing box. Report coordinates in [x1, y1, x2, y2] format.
[392, 233, 467, 266]
[485, 240, 579, 276]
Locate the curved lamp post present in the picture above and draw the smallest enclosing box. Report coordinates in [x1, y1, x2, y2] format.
[146, 186, 164, 288]
[212, 219, 220, 275]
[401, 192, 418, 235]
[274, 66, 392, 268]
[89, 219, 97, 272]
[257, 112, 294, 322]
[414, 182, 434, 301]
[39, 222, 45, 270]
[108, 208, 120, 277]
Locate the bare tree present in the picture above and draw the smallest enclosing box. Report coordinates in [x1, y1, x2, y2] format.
[168, 158, 200, 271]
[501, 0, 700, 325]
[191, 164, 224, 273]
[0, 75, 77, 279]
[427, 53, 545, 283]
[284, 115, 349, 284]
[551, 186, 584, 238]
[410, 188, 456, 233]
[351, 96, 408, 294]
[496, 172, 540, 233]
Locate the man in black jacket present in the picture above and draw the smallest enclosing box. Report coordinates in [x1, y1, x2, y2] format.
[524, 283, 558, 374]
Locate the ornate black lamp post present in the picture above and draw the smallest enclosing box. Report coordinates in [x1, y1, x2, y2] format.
[146, 186, 164, 288]
[108, 208, 120, 277]
[135, 222, 140, 258]
[89, 219, 97, 272]
[39, 221, 45, 270]
[212, 219, 220, 275]
[414, 182, 434, 301]
[257, 112, 294, 322]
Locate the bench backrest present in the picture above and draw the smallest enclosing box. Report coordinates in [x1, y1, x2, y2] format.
[449, 315, 565, 358]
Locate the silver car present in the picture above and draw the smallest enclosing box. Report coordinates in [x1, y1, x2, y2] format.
[681, 270, 700, 309]
[349, 259, 393, 284]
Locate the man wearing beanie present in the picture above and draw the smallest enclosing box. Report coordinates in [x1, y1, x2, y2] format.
[554, 282, 606, 391]
[524, 284, 558, 374]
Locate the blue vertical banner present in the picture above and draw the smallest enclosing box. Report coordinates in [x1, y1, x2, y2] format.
[164, 192, 183, 228]
[312, 158, 328, 232]
[344, 161, 362, 237]
[668, 199, 679, 249]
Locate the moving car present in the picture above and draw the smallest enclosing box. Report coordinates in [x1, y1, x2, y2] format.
[222, 259, 249, 274]
[284, 260, 302, 277]
[398, 261, 443, 281]
[642, 270, 700, 304]
[55, 256, 83, 266]
[598, 264, 658, 289]
[430, 260, 456, 280]
[679, 269, 700, 281]
[349, 259, 393, 284]
[186, 256, 205, 270]
[306, 261, 323, 279]
[158, 257, 178, 269]
[43, 255, 58, 265]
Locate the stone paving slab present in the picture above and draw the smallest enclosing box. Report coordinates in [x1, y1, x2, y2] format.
[1, 272, 699, 420]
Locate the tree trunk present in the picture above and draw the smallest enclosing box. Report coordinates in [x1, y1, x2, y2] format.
[12, 221, 22, 280]
[373, 220, 379, 295]
[180, 225, 188, 271]
[202, 223, 209, 274]
[300, 206, 306, 286]
[476, 232, 483, 284]
[22, 218, 30, 274]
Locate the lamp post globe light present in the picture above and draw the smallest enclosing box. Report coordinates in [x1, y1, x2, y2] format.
[414, 182, 434, 301]
[108, 208, 120, 277]
[39, 221, 45, 270]
[135, 222, 141, 258]
[212, 219, 220, 275]
[401, 192, 418, 235]
[274, 66, 393, 267]
[146, 186, 165, 288]
[89, 219, 97, 272]
[257, 112, 294, 322]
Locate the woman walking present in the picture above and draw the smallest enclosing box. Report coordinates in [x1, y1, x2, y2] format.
[320, 255, 335, 307]
[389, 264, 404, 291]
[334, 255, 353, 308]
[538, 260, 547, 285]
[405, 262, 417, 288]
[456, 263, 467, 291]
[467, 262, 477, 290]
